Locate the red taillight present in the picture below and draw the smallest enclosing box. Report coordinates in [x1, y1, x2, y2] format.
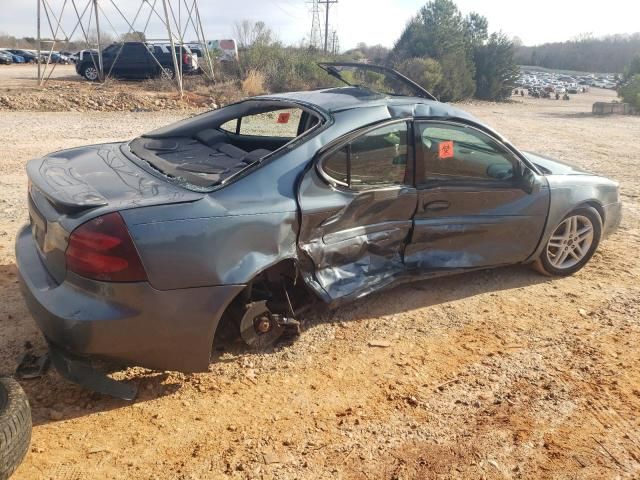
[66, 212, 147, 282]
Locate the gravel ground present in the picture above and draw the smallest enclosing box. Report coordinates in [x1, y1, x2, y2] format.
[0, 88, 639, 479]
[0, 64, 77, 89]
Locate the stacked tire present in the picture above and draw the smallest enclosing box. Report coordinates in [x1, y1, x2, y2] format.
[0, 378, 31, 480]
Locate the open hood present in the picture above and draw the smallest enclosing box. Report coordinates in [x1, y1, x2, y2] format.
[318, 62, 437, 101]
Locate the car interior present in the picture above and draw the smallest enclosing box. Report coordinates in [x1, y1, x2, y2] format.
[129, 103, 322, 187]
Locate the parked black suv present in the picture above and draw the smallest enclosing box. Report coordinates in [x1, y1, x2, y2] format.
[76, 42, 198, 81]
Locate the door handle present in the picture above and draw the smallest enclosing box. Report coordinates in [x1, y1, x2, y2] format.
[424, 200, 450, 212]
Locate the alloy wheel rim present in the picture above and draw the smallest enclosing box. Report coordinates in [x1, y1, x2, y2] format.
[85, 67, 98, 80]
[547, 215, 594, 269]
[161, 67, 174, 79]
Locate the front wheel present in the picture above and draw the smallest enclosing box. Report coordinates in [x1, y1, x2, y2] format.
[532, 207, 602, 276]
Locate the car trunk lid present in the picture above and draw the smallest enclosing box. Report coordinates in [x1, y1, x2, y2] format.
[26, 142, 202, 283]
[317, 62, 437, 100]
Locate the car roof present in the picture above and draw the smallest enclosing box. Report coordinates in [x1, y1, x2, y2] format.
[257, 86, 496, 136]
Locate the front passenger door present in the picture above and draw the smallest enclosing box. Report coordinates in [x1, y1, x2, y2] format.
[406, 121, 549, 270]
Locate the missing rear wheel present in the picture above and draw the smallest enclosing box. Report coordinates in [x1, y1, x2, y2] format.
[239, 301, 286, 349]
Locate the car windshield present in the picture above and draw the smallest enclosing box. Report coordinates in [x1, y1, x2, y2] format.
[318, 62, 436, 100]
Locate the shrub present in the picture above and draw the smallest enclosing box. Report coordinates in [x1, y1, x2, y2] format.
[395, 57, 442, 93]
[619, 74, 640, 111]
[474, 33, 519, 101]
[392, 0, 518, 102]
[238, 43, 340, 93]
[242, 70, 266, 96]
[392, 0, 476, 101]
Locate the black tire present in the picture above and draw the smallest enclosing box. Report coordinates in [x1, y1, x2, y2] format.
[0, 378, 31, 480]
[81, 64, 100, 82]
[160, 66, 175, 80]
[533, 206, 602, 277]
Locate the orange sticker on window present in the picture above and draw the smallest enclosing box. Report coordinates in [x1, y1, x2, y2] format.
[277, 112, 291, 124]
[439, 140, 454, 159]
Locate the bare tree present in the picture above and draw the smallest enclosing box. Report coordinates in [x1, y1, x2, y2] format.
[86, 29, 115, 48]
[120, 31, 146, 42]
[233, 20, 273, 49]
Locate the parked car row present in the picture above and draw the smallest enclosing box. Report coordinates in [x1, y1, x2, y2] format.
[0, 48, 72, 65]
[0, 50, 26, 63]
[516, 69, 620, 92]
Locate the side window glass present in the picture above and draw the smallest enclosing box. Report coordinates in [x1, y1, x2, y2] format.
[220, 119, 238, 134]
[102, 45, 118, 56]
[417, 123, 515, 183]
[123, 44, 146, 57]
[239, 109, 302, 137]
[350, 123, 408, 189]
[321, 122, 409, 189]
[219, 109, 303, 138]
[323, 147, 349, 184]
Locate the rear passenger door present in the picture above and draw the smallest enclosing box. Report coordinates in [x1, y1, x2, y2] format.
[113, 43, 152, 77]
[297, 121, 417, 301]
[406, 120, 549, 270]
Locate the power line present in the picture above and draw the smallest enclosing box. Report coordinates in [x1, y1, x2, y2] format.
[318, 0, 337, 54]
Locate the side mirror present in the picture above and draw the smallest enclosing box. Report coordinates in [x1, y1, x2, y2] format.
[486, 163, 514, 180]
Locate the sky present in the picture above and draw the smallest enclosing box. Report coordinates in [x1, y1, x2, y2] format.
[1, 0, 639, 50]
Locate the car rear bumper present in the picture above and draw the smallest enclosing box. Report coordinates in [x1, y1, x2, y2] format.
[603, 201, 622, 238]
[16, 225, 244, 373]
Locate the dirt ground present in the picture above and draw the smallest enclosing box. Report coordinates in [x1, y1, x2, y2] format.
[0, 64, 77, 88]
[0, 77, 638, 479]
[0, 64, 230, 111]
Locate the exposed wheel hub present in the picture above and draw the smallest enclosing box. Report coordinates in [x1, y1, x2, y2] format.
[254, 315, 273, 334]
[240, 301, 285, 349]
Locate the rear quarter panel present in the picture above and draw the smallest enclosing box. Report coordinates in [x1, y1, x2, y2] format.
[121, 130, 323, 290]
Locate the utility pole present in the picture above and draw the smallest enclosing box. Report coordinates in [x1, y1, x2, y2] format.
[318, 0, 337, 54]
[92, 0, 103, 81]
[37, 0, 41, 83]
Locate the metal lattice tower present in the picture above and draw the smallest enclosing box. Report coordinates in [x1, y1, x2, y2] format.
[309, 0, 323, 49]
[35, 0, 215, 96]
[318, 0, 337, 53]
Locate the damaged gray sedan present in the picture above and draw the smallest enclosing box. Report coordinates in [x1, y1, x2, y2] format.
[16, 64, 621, 398]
